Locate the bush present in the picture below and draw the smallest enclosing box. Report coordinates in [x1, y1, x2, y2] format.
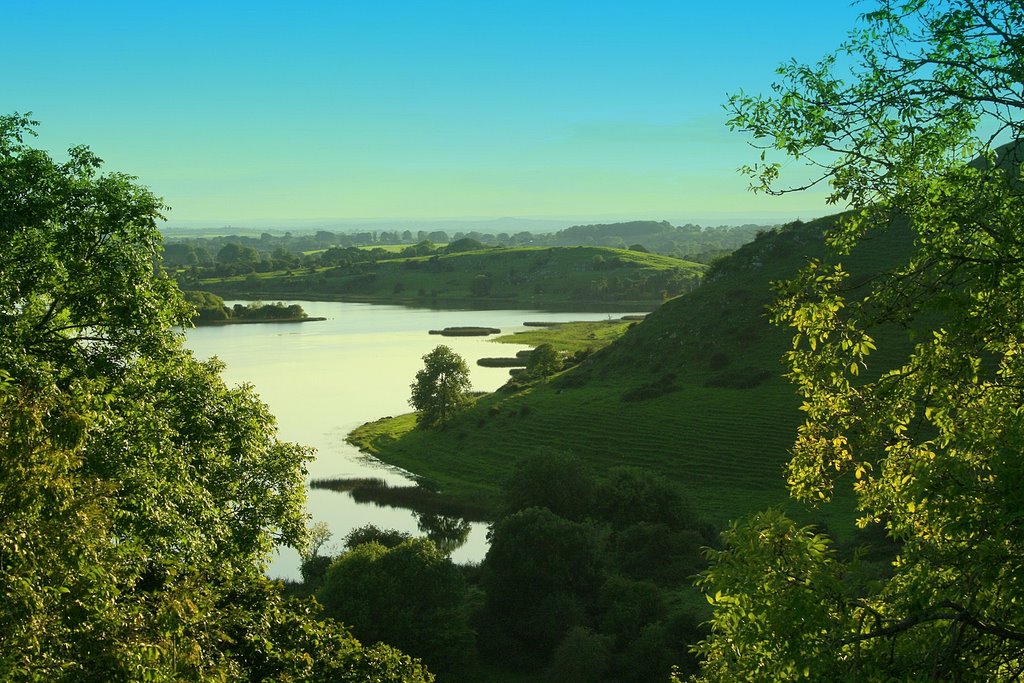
[702, 366, 774, 389]
[621, 373, 679, 401]
[344, 524, 411, 549]
[546, 627, 612, 683]
[299, 554, 332, 588]
[708, 352, 731, 370]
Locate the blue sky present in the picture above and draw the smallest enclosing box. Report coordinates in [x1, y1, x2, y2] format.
[4, 1, 866, 227]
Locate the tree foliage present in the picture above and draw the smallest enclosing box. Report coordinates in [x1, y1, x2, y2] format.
[317, 538, 473, 676]
[503, 450, 598, 521]
[480, 507, 607, 663]
[0, 114, 431, 681]
[693, 2, 1024, 680]
[409, 345, 472, 427]
[526, 342, 562, 379]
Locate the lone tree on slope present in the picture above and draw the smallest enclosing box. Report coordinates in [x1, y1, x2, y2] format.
[410, 345, 472, 428]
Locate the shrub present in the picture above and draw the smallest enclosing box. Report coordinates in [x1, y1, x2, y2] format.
[344, 525, 411, 549]
[621, 373, 679, 401]
[546, 627, 612, 683]
[702, 367, 774, 389]
[299, 554, 332, 588]
[708, 352, 730, 370]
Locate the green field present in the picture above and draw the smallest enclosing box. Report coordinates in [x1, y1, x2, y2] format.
[196, 245, 705, 309]
[349, 213, 918, 539]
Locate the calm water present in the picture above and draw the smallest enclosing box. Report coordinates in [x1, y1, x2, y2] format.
[184, 300, 643, 580]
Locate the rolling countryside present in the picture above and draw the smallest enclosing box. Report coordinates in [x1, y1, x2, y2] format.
[350, 211, 918, 535]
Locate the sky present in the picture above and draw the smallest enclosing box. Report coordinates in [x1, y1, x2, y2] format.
[3, 1, 867, 228]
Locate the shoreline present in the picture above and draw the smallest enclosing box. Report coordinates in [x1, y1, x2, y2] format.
[192, 316, 327, 327]
[194, 288, 662, 313]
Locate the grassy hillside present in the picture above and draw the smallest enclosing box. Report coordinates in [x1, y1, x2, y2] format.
[197, 245, 705, 309]
[349, 214, 918, 534]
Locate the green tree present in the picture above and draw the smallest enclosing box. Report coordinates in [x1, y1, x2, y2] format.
[216, 241, 259, 264]
[546, 626, 612, 683]
[480, 507, 606, 664]
[345, 524, 413, 549]
[596, 467, 695, 531]
[692, 2, 1024, 680]
[447, 237, 486, 253]
[503, 451, 598, 521]
[183, 289, 230, 323]
[0, 114, 431, 681]
[409, 345, 472, 427]
[317, 538, 473, 676]
[526, 342, 562, 379]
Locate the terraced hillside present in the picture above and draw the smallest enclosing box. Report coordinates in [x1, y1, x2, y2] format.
[350, 214, 918, 531]
[199, 245, 705, 309]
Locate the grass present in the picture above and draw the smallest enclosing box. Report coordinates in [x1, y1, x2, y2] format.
[349, 378, 819, 525]
[348, 213, 918, 541]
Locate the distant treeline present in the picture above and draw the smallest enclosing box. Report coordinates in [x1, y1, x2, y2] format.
[161, 220, 771, 277]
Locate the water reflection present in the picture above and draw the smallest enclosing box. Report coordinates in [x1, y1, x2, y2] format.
[417, 513, 473, 555]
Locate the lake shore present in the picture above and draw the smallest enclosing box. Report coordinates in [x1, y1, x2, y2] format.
[196, 287, 663, 313]
[193, 316, 327, 326]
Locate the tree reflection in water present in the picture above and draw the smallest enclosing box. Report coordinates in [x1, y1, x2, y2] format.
[416, 513, 472, 555]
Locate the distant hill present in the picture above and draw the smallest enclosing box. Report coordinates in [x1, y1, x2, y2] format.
[350, 212, 918, 533]
[545, 220, 765, 260]
[196, 245, 706, 310]
[161, 216, 578, 238]
[162, 219, 771, 269]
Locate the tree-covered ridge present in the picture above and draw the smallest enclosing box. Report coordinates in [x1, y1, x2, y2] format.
[188, 244, 706, 309]
[0, 113, 431, 681]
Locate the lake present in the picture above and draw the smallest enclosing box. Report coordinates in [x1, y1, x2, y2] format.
[184, 300, 644, 580]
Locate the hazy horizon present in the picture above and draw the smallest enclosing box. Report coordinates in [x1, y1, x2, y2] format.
[161, 210, 816, 234]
